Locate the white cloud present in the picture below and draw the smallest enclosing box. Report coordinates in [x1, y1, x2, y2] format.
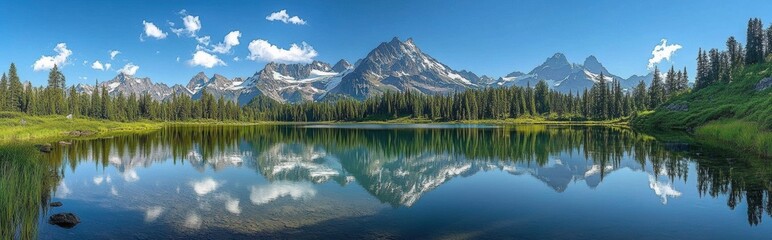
[211, 31, 241, 54]
[249, 181, 316, 205]
[93, 176, 105, 185]
[176, 57, 181, 62]
[247, 39, 317, 63]
[145, 206, 164, 222]
[191, 178, 220, 196]
[118, 63, 140, 75]
[56, 182, 72, 198]
[188, 50, 226, 68]
[122, 169, 140, 182]
[109, 50, 121, 60]
[182, 15, 201, 36]
[266, 9, 306, 25]
[105, 63, 112, 70]
[196, 35, 211, 46]
[110, 186, 119, 196]
[91, 60, 105, 71]
[32, 43, 73, 71]
[648, 39, 682, 69]
[142, 21, 167, 39]
[233, 56, 240, 62]
[216, 194, 241, 215]
[171, 11, 202, 37]
[648, 175, 681, 204]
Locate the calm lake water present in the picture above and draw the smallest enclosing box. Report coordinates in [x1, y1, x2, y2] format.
[13, 124, 772, 239]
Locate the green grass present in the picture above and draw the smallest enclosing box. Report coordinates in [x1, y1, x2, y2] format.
[632, 62, 772, 157]
[0, 144, 56, 239]
[0, 112, 281, 144]
[695, 120, 772, 157]
[0, 112, 164, 143]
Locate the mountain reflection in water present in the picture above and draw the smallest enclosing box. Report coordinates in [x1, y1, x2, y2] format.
[6, 124, 771, 239]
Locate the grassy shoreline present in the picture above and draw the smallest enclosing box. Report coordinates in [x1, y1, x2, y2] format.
[695, 120, 772, 157]
[0, 112, 277, 144]
[2, 112, 767, 158]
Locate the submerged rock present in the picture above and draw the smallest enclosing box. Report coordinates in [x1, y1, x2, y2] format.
[756, 77, 772, 91]
[35, 144, 52, 153]
[49, 213, 80, 229]
[50, 201, 63, 207]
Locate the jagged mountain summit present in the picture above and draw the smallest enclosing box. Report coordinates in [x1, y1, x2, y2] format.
[326, 37, 477, 100]
[74, 37, 658, 104]
[79, 73, 178, 101]
[239, 60, 351, 104]
[186, 72, 244, 102]
[491, 53, 654, 93]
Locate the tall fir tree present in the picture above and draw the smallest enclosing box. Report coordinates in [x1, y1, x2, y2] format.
[633, 80, 648, 111]
[665, 66, 677, 98]
[0, 73, 7, 111]
[8, 63, 23, 112]
[727, 36, 740, 69]
[680, 67, 690, 92]
[745, 18, 765, 65]
[648, 66, 665, 109]
[91, 81, 101, 118]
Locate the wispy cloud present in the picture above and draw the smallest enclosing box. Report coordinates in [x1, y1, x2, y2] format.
[171, 10, 202, 37]
[266, 10, 306, 25]
[109, 50, 121, 60]
[210, 31, 241, 54]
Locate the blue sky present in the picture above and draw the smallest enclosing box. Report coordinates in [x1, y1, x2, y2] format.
[1, 0, 770, 87]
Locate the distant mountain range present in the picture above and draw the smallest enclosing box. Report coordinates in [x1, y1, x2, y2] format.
[75, 37, 656, 105]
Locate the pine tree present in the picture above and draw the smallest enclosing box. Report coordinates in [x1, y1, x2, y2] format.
[746, 18, 765, 65]
[767, 25, 772, 56]
[708, 48, 721, 85]
[8, 63, 23, 112]
[648, 66, 664, 109]
[0, 73, 7, 110]
[695, 49, 711, 90]
[719, 51, 732, 83]
[680, 67, 690, 92]
[598, 72, 609, 119]
[613, 79, 623, 118]
[534, 80, 550, 114]
[727, 36, 740, 69]
[100, 86, 110, 119]
[68, 86, 78, 116]
[665, 66, 677, 99]
[91, 81, 101, 118]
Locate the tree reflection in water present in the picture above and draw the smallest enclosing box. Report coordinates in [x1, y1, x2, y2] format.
[7, 124, 771, 238]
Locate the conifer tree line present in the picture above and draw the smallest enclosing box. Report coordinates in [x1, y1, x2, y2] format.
[0, 64, 241, 121]
[1, 64, 687, 122]
[695, 17, 771, 90]
[243, 73, 677, 122]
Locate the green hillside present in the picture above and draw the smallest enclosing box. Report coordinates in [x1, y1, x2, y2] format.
[632, 62, 772, 156]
